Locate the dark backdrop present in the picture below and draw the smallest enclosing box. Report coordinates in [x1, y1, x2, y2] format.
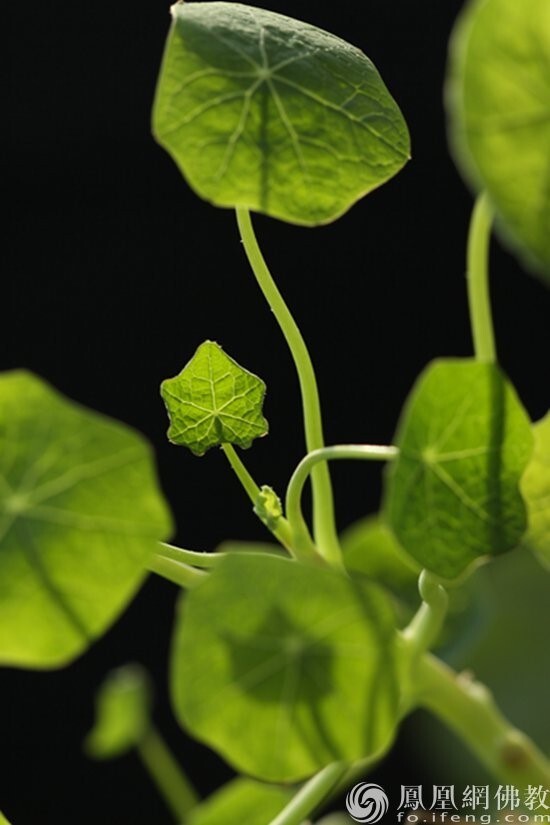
[4, 0, 549, 823]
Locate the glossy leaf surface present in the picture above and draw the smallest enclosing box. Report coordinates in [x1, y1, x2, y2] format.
[161, 341, 267, 456]
[447, 0, 550, 280]
[521, 412, 550, 569]
[187, 778, 292, 825]
[171, 553, 399, 781]
[0, 371, 172, 667]
[153, 2, 410, 226]
[384, 360, 532, 579]
[85, 665, 151, 758]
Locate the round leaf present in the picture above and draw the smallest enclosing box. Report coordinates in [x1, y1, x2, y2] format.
[161, 341, 268, 456]
[153, 2, 410, 226]
[187, 778, 293, 825]
[0, 371, 173, 668]
[446, 0, 550, 281]
[84, 664, 152, 759]
[171, 553, 399, 782]
[521, 412, 550, 569]
[384, 360, 533, 579]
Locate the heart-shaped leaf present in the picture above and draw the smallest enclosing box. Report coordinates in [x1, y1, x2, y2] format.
[153, 2, 410, 226]
[384, 360, 533, 579]
[446, 0, 550, 281]
[171, 553, 399, 782]
[161, 341, 268, 456]
[0, 371, 172, 667]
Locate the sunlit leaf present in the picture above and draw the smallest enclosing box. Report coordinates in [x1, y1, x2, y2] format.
[153, 1, 410, 226]
[521, 412, 550, 569]
[171, 553, 399, 782]
[161, 341, 267, 456]
[447, 0, 550, 280]
[187, 778, 293, 825]
[0, 371, 172, 668]
[84, 664, 151, 759]
[0, 812, 11, 825]
[384, 360, 533, 579]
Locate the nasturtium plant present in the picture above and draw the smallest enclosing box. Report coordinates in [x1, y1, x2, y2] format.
[153, 1, 410, 225]
[521, 413, 550, 569]
[0, 371, 172, 667]
[171, 553, 399, 782]
[384, 359, 533, 579]
[161, 340, 267, 455]
[447, 0, 550, 280]
[5, 2, 550, 823]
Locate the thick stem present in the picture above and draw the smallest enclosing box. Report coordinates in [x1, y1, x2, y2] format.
[402, 570, 449, 660]
[159, 543, 224, 568]
[268, 762, 348, 825]
[414, 653, 550, 787]
[235, 207, 342, 567]
[136, 727, 200, 821]
[221, 443, 293, 551]
[285, 445, 397, 564]
[467, 193, 496, 363]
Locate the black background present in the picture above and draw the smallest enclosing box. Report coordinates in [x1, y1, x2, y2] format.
[4, 0, 549, 823]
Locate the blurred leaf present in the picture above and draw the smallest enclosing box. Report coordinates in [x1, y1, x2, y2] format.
[521, 412, 550, 569]
[447, 0, 550, 280]
[153, 1, 410, 226]
[315, 816, 354, 825]
[171, 553, 400, 782]
[161, 341, 267, 456]
[187, 777, 293, 825]
[0, 371, 172, 668]
[0, 812, 11, 824]
[85, 664, 151, 759]
[384, 360, 532, 579]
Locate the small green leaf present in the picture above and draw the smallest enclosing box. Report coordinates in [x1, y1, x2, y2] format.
[171, 553, 399, 782]
[84, 664, 151, 759]
[0, 372, 173, 668]
[253, 485, 283, 530]
[384, 360, 533, 579]
[161, 341, 268, 456]
[187, 778, 293, 825]
[521, 412, 550, 569]
[447, 0, 550, 281]
[153, 2, 410, 226]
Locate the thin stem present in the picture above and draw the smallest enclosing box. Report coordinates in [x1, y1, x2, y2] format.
[402, 570, 449, 660]
[136, 726, 200, 821]
[414, 653, 550, 786]
[221, 443, 293, 550]
[236, 207, 342, 567]
[148, 554, 207, 589]
[285, 445, 397, 563]
[467, 193, 496, 363]
[268, 762, 348, 825]
[159, 543, 224, 568]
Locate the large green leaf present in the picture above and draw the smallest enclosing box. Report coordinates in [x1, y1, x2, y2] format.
[161, 341, 267, 456]
[187, 778, 293, 825]
[521, 412, 550, 569]
[447, 0, 550, 281]
[84, 665, 151, 759]
[153, 1, 410, 226]
[171, 553, 399, 782]
[384, 360, 533, 579]
[0, 371, 172, 668]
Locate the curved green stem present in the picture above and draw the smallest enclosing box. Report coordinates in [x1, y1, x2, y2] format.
[285, 445, 397, 564]
[221, 443, 293, 550]
[402, 570, 449, 661]
[148, 553, 207, 589]
[414, 653, 550, 787]
[137, 726, 199, 821]
[236, 207, 341, 567]
[268, 762, 348, 825]
[467, 193, 496, 363]
[159, 543, 225, 568]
